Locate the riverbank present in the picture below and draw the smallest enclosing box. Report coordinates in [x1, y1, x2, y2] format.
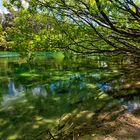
[0, 103, 140, 139]
[79, 111, 140, 140]
[52, 106, 140, 140]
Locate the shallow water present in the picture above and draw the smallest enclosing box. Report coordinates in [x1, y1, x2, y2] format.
[0, 52, 140, 139]
[0, 54, 140, 110]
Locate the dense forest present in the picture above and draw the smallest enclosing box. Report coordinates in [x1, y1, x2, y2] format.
[0, 0, 140, 140]
[0, 0, 140, 57]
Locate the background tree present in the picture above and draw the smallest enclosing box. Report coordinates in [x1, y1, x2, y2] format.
[3, 0, 140, 57]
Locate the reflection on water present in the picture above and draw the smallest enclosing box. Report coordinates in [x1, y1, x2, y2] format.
[8, 80, 25, 96]
[0, 53, 140, 139]
[32, 86, 47, 97]
[97, 83, 111, 92]
[1, 80, 26, 109]
[0, 54, 140, 112]
[127, 101, 140, 112]
[120, 97, 140, 112]
[8, 80, 15, 96]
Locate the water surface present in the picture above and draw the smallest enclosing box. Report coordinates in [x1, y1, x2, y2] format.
[0, 52, 140, 139]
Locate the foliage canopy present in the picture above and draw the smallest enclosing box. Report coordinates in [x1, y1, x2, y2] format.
[1, 0, 140, 56]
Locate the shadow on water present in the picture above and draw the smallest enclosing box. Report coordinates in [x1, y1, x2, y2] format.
[0, 53, 140, 139]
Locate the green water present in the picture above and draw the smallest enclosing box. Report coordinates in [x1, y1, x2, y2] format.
[0, 52, 140, 139]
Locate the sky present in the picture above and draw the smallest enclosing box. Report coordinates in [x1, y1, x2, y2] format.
[0, 0, 9, 13]
[0, 0, 29, 14]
